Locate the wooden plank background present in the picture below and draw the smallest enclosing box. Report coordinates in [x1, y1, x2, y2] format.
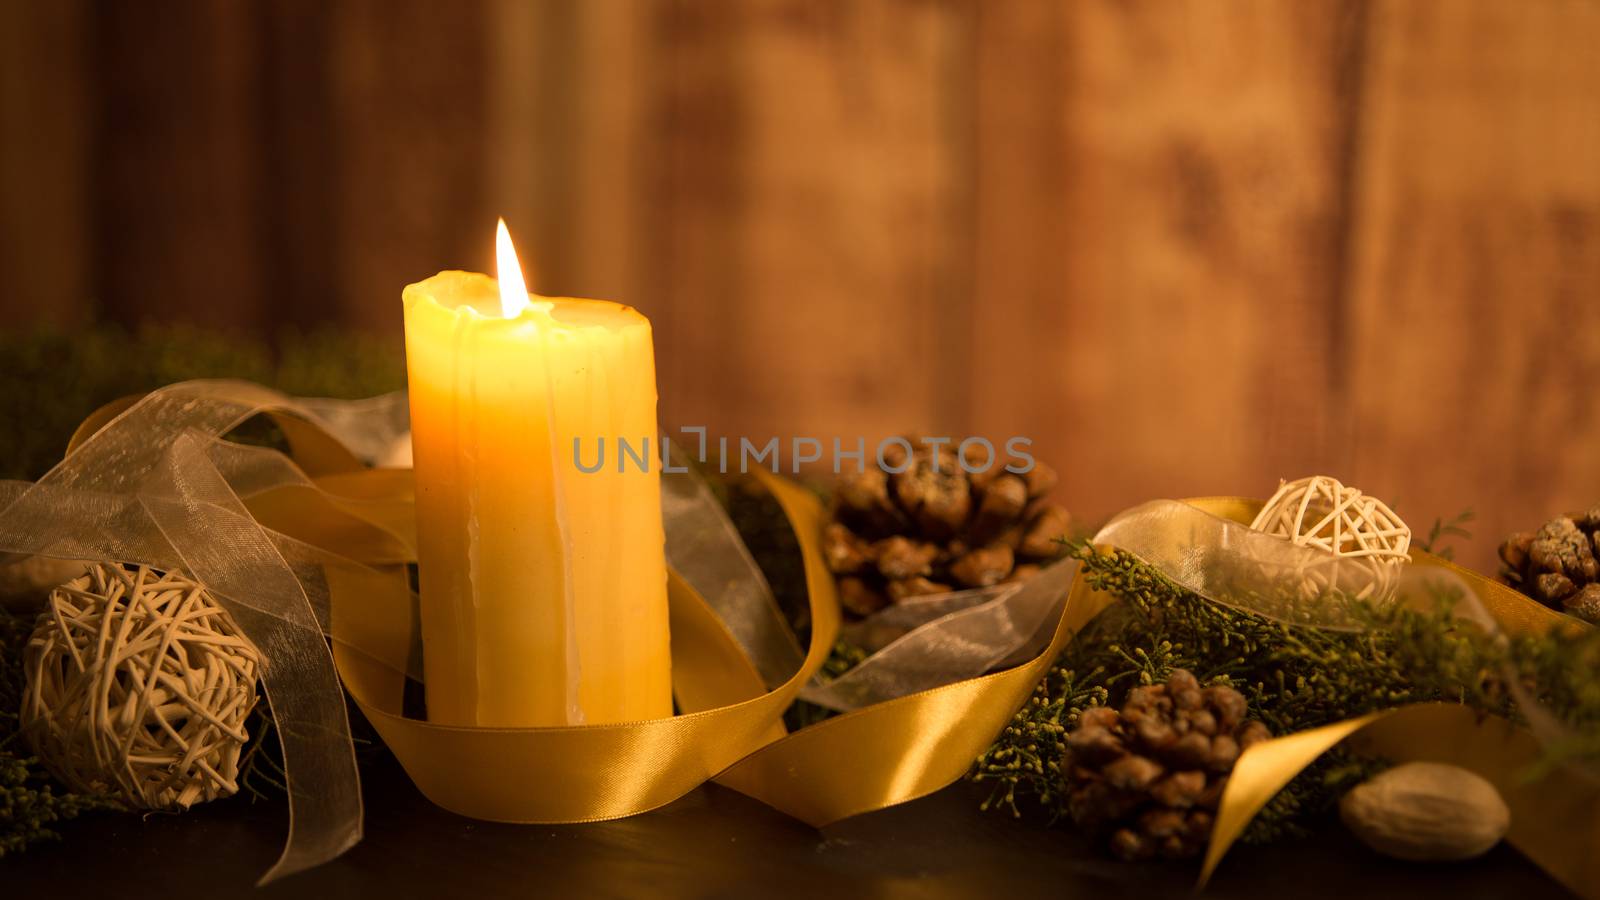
[2, 0, 1598, 573]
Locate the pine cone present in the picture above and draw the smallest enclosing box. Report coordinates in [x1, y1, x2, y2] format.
[823, 440, 1072, 617]
[1062, 670, 1272, 862]
[1499, 506, 1600, 624]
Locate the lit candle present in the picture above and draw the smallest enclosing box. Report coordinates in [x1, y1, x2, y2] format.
[401, 220, 672, 727]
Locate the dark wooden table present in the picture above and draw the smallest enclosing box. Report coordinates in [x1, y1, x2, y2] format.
[5, 747, 1573, 899]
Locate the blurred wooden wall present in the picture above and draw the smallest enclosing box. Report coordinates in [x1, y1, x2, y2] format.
[3, 0, 1599, 572]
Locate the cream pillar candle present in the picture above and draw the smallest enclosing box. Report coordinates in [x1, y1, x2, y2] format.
[401, 221, 671, 727]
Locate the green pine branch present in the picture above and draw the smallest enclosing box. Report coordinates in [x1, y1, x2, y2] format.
[1417, 509, 1475, 561]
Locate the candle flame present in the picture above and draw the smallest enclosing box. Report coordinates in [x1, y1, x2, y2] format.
[496, 218, 531, 318]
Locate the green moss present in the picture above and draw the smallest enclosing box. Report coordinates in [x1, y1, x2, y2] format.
[0, 326, 405, 480]
[272, 329, 408, 400]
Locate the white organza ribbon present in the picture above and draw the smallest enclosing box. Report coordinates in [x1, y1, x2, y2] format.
[661, 443, 805, 689]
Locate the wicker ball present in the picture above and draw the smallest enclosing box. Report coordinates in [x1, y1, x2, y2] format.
[20, 563, 262, 810]
[1249, 475, 1412, 602]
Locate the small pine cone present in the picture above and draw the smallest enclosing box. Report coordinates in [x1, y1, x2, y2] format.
[969, 475, 1028, 544]
[1133, 714, 1175, 750]
[1149, 770, 1206, 808]
[1203, 685, 1247, 731]
[1019, 504, 1073, 559]
[1499, 532, 1533, 576]
[824, 438, 1073, 618]
[835, 468, 888, 513]
[1167, 670, 1202, 707]
[1531, 519, 1599, 582]
[1140, 808, 1185, 840]
[823, 523, 873, 576]
[1103, 754, 1165, 791]
[834, 469, 904, 536]
[1061, 670, 1271, 862]
[837, 576, 888, 617]
[1078, 706, 1120, 730]
[1184, 708, 1218, 737]
[1161, 733, 1212, 770]
[1205, 734, 1240, 772]
[1236, 720, 1272, 750]
[887, 576, 953, 601]
[949, 544, 1015, 588]
[1183, 810, 1215, 848]
[1023, 462, 1059, 499]
[1500, 506, 1600, 623]
[962, 442, 998, 489]
[873, 537, 939, 580]
[1109, 827, 1150, 862]
[1065, 723, 1125, 765]
[1565, 583, 1600, 622]
[1005, 563, 1042, 584]
[1539, 572, 1576, 603]
[892, 458, 971, 540]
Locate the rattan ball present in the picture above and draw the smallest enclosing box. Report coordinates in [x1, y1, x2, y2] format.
[1249, 475, 1412, 602]
[20, 563, 262, 810]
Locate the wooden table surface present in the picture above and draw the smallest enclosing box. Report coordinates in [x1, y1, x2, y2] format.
[3, 745, 1573, 900]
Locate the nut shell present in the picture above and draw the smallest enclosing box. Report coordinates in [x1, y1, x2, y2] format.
[1339, 762, 1509, 862]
